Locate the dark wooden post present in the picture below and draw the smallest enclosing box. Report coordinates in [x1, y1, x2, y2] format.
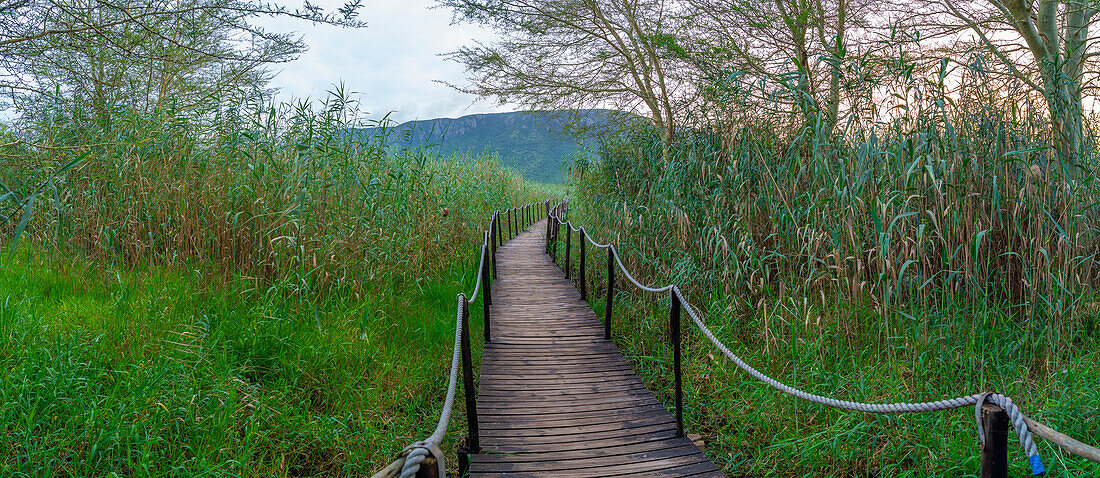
[980, 402, 1009, 478]
[482, 244, 492, 343]
[564, 223, 572, 278]
[605, 248, 615, 340]
[545, 211, 552, 255]
[579, 228, 587, 300]
[552, 218, 560, 263]
[670, 290, 684, 438]
[491, 218, 498, 279]
[460, 296, 479, 454]
[495, 213, 502, 249]
[551, 220, 558, 263]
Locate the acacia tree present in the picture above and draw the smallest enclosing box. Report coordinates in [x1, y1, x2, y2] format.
[0, 0, 363, 133]
[441, 0, 687, 159]
[919, 0, 1099, 173]
[682, 0, 876, 133]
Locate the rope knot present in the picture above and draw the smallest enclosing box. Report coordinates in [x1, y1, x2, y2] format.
[399, 441, 446, 478]
[975, 392, 1045, 475]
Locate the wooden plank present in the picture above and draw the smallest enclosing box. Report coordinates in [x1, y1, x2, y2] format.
[470, 444, 704, 472]
[479, 414, 675, 438]
[470, 219, 721, 477]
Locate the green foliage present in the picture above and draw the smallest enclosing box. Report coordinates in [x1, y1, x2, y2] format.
[0, 246, 485, 476]
[1, 88, 543, 295]
[0, 86, 546, 475]
[567, 75, 1100, 475]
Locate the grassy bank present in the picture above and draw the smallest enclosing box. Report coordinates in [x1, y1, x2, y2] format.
[0, 244, 491, 476]
[572, 283, 1100, 476]
[0, 91, 551, 475]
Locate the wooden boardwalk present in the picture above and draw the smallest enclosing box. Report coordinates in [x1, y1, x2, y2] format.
[469, 220, 723, 477]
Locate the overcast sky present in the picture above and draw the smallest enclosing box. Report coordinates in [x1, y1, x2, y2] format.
[258, 0, 513, 123]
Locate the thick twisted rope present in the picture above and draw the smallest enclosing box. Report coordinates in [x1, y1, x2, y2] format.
[399, 293, 465, 478]
[394, 202, 547, 478]
[548, 208, 1047, 475]
[675, 287, 1044, 474]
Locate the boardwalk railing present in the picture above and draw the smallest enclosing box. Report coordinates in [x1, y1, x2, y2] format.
[372, 199, 548, 478]
[545, 199, 1100, 477]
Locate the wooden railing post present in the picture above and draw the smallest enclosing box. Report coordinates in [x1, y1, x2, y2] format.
[551, 220, 558, 263]
[579, 228, 587, 300]
[496, 212, 502, 248]
[459, 296, 480, 456]
[564, 223, 572, 278]
[491, 216, 498, 279]
[980, 403, 1009, 478]
[605, 247, 615, 341]
[670, 289, 684, 438]
[545, 211, 552, 255]
[482, 244, 492, 343]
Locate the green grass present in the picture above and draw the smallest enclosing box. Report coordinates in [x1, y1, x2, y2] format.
[553, 230, 1100, 476]
[0, 245, 489, 476]
[561, 106, 1100, 475]
[0, 86, 554, 476]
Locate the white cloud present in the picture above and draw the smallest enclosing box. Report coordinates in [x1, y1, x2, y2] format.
[257, 0, 514, 123]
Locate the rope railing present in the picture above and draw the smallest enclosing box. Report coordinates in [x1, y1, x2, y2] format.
[372, 198, 550, 478]
[546, 199, 1100, 477]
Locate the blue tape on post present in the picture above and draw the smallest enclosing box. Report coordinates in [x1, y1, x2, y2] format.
[1030, 455, 1045, 475]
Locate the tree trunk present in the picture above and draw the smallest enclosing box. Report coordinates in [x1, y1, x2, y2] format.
[1043, 77, 1085, 175]
[1004, 0, 1086, 176]
[824, 0, 846, 134]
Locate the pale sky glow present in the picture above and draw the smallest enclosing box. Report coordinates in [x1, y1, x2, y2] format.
[258, 0, 514, 123]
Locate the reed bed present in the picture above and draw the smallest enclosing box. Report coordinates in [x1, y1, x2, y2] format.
[0, 89, 548, 475]
[569, 76, 1100, 475]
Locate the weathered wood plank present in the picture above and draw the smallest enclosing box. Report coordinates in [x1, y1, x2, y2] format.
[469, 219, 721, 477]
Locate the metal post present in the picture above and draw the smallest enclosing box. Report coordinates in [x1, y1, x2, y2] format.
[605, 247, 615, 341]
[482, 244, 492, 343]
[670, 289, 684, 438]
[460, 296, 479, 453]
[980, 403, 1009, 478]
[579, 228, 587, 300]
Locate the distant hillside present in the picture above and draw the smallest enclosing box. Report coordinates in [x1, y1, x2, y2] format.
[356, 109, 623, 183]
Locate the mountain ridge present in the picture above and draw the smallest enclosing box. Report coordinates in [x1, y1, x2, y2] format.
[356, 109, 624, 183]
